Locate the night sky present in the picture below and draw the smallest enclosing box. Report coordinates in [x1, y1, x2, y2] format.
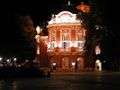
[0, 0, 120, 58]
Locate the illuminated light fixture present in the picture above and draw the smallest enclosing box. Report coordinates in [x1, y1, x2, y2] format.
[36, 26, 42, 34]
[37, 46, 40, 55]
[0, 57, 2, 61]
[47, 43, 50, 48]
[26, 59, 29, 62]
[53, 63, 56, 66]
[95, 25, 99, 30]
[7, 59, 10, 62]
[103, 61, 106, 63]
[95, 45, 101, 55]
[95, 59, 102, 71]
[77, 58, 80, 61]
[72, 62, 75, 66]
[68, 0, 71, 6]
[35, 35, 40, 43]
[13, 58, 17, 61]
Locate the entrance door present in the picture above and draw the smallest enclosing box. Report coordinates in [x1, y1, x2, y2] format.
[77, 57, 84, 69]
[50, 58, 56, 70]
[62, 57, 69, 69]
[95, 59, 102, 71]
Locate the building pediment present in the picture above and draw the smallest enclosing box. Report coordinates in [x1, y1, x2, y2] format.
[57, 11, 73, 19]
[48, 11, 81, 24]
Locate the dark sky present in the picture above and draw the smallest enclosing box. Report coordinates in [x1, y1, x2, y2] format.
[0, 0, 84, 57]
[0, 0, 120, 58]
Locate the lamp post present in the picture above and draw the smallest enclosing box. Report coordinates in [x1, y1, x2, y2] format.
[35, 26, 42, 66]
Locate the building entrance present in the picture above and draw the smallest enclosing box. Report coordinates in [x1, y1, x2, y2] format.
[77, 57, 84, 69]
[95, 59, 102, 71]
[50, 58, 56, 70]
[62, 57, 69, 70]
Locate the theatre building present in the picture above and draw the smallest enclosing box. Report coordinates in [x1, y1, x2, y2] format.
[46, 9, 86, 71]
[35, 1, 104, 72]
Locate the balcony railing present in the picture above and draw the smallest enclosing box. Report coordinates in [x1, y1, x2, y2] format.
[77, 48, 84, 52]
[60, 48, 71, 52]
[47, 47, 84, 53]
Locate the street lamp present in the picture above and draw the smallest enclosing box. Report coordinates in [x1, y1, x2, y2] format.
[13, 57, 17, 67]
[35, 26, 42, 65]
[0, 57, 2, 61]
[13, 57, 17, 62]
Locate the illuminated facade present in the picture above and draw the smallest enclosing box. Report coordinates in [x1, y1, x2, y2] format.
[35, 1, 103, 71]
[46, 10, 86, 71]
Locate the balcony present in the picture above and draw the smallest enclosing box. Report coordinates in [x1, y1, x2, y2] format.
[77, 48, 84, 52]
[60, 48, 71, 52]
[47, 47, 84, 56]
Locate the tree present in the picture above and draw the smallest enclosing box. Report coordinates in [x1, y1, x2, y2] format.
[76, 1, 110, 69]
[17, 15, 36, 48]
[13, 14, 37, 59]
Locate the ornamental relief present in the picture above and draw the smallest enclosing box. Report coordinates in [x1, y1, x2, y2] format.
[62, 29, 70, 33]
[57, 25, 73, 29]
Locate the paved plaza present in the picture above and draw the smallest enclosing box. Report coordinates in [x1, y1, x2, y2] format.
[0, 71, 120, 90]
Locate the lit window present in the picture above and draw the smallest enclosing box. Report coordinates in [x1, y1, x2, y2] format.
[62, 34, 70, 41]
[62, 42, 70, 48]
[95, 45, 101, 55]
[52, 35, 55, 41]
[63, 42, 67, 48]
[52, 43, 55, 48]
[51, 42, 55, 49]
[60, 13, 71, 23]
[77, 34, 82, 41]
[77, 41, 84, 48]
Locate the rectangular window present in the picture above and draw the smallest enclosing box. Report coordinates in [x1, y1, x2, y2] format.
[77, 34, 81, 41]
[62, 42, 70, 48]
[51, 42, 55, 49]
[77, 42, 84, 48]
[62, 34, 70, 41]
[52, 43, 55, 48]
[52, 35, 55, 41]
[63, 42, 66, 48]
